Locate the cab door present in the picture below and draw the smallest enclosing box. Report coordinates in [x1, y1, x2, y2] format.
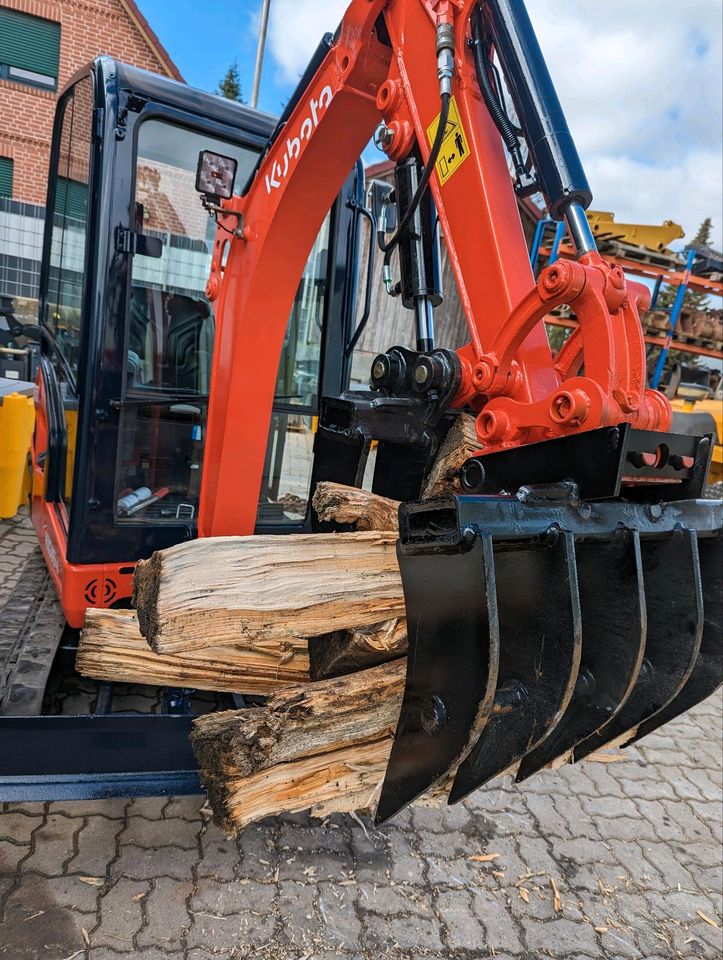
[32, 73, 94, 550]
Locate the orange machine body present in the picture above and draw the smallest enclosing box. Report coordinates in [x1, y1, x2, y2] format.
[198, 0, 670, 537]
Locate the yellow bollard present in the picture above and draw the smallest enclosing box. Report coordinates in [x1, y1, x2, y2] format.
[0, 393, 35, 518]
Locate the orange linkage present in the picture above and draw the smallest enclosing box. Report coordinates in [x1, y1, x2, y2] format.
[453, 251, 673, 450]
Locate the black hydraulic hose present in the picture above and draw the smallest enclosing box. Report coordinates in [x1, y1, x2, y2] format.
[345, 205, 377, 357]
[377, 91, 451, 257]
[470, 7, 526, 180]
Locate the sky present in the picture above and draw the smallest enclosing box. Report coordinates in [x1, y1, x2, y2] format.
[140, 0, 723, 248]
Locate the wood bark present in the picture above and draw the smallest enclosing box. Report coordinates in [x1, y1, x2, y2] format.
[421, 412, 479, 499]
[133, 532, 404, 655]
[312, 482, 399, 531]
[191, 660, 405, 832]
[78, 608, 309, 694]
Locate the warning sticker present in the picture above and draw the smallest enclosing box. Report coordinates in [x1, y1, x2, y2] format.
[426, 95, 470, 185]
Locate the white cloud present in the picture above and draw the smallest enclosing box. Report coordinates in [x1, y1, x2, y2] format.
[267, 0, 348, 83]
[267, 0, 722, 246]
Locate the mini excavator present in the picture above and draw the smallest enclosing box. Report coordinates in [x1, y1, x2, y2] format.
[6, 0, 721, 814]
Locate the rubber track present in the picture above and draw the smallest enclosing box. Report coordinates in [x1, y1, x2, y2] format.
[0, 546, 65, 716]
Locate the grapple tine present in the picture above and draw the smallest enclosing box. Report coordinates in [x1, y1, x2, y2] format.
[448, 531, 582, 805]
[374, 535, 499, 824]
[574, 529, 704, 761]
[626, 534, 722, 746]
[516, 529, 646, 781]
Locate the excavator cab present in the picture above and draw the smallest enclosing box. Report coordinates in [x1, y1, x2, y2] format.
[31, 58, 364, 627]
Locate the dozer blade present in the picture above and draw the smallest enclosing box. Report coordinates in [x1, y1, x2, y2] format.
[516, 530, 647, 781]
[449, 531, 582, 803]
[573, 529, 704, 761]
[374, 535, 500, 824]
[625, 534, 723, 747]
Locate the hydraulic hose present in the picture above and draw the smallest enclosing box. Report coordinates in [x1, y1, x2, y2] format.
[470, 7, 527, 183]
[378, 91, 451, 257]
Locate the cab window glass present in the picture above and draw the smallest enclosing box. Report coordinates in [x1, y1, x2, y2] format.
[43, 74, 92, 512]
[257, 214, 331, 524]
[45, 74, 92, 384]
[114, 120, 257, 523]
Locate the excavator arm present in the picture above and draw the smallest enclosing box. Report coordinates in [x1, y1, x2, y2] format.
[197, 0, 721, 822]
[199, 0, 675, 537]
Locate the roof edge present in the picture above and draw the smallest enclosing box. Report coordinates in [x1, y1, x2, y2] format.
[117, 0, 184, 83]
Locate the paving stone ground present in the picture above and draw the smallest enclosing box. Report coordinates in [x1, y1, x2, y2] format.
[0, 513, 721, 960]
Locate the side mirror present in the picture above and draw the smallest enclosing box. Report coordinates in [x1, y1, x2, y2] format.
[368, 179, 397, 232]
[195, 150, 238, 201]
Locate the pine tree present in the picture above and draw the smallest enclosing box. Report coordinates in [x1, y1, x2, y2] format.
[693, 216, 713, 248]
[218, 62, 244, 103]
[653, 216, 714, 314]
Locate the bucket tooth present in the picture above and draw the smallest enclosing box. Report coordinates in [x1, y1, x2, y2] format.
[374, 535, 499, 824]
[448, 531, 582, 805]
[626, 534, 722, 746]
[574, 529, 703, 761]
[516, 530, 647, 781]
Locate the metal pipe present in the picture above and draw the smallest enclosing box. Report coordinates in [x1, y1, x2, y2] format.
[651, 248, 697, 389]
[563, 201, 597, 256]
[415, 297, 435, 352]
[529, 217, 551, 274]
[548, 220, 566, 264]
[250, 0, 272, 109]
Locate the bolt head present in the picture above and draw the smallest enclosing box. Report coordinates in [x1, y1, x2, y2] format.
[414, 363, 430, 386]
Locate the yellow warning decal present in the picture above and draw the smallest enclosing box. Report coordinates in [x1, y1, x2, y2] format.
[426, 95, 470, 185]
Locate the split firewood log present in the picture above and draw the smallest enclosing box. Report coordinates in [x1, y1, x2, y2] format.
[191, 660, 404, 832]
[132, 532, 404, 655]
[77, 608, 309, 694]
[311, 482, 400, 531]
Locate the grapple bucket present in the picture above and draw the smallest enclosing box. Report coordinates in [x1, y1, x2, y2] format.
[375, 486, 722, 823]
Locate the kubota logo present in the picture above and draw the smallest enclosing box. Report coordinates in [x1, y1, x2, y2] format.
[265, 85, 334, 194]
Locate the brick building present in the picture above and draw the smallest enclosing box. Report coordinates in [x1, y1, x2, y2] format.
[0, 0, 182, 318]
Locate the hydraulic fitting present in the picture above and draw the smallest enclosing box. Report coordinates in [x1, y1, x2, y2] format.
[436, 22, 455, 97]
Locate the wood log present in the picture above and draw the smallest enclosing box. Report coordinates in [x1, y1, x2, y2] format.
[308, 618, 407, 681]
[422, 412, 479, 499]
[312, 482, 399, 531]
[77, 608, 309, 695]
[133, 532, 404, 655]
[191, 660, 405, 832]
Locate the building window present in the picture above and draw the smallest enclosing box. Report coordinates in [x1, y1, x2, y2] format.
[0, 157, 13, 198]
[0, 9, 60, 91]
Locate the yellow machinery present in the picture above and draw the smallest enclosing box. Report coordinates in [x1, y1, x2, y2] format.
[0, 391, 34, 519]
[586, 210, 685, 252]
[672, 395, 723, 486]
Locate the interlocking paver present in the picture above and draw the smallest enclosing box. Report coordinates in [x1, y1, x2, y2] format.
[112, 842, 200, 880]
[20, 812, 79, 874]
[68, 816, 125, 876]
[0, 511, 721, 959]
[122, 814, 200, 849]
[93, 876, 148, 948]
[138, 876, 193, 949]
